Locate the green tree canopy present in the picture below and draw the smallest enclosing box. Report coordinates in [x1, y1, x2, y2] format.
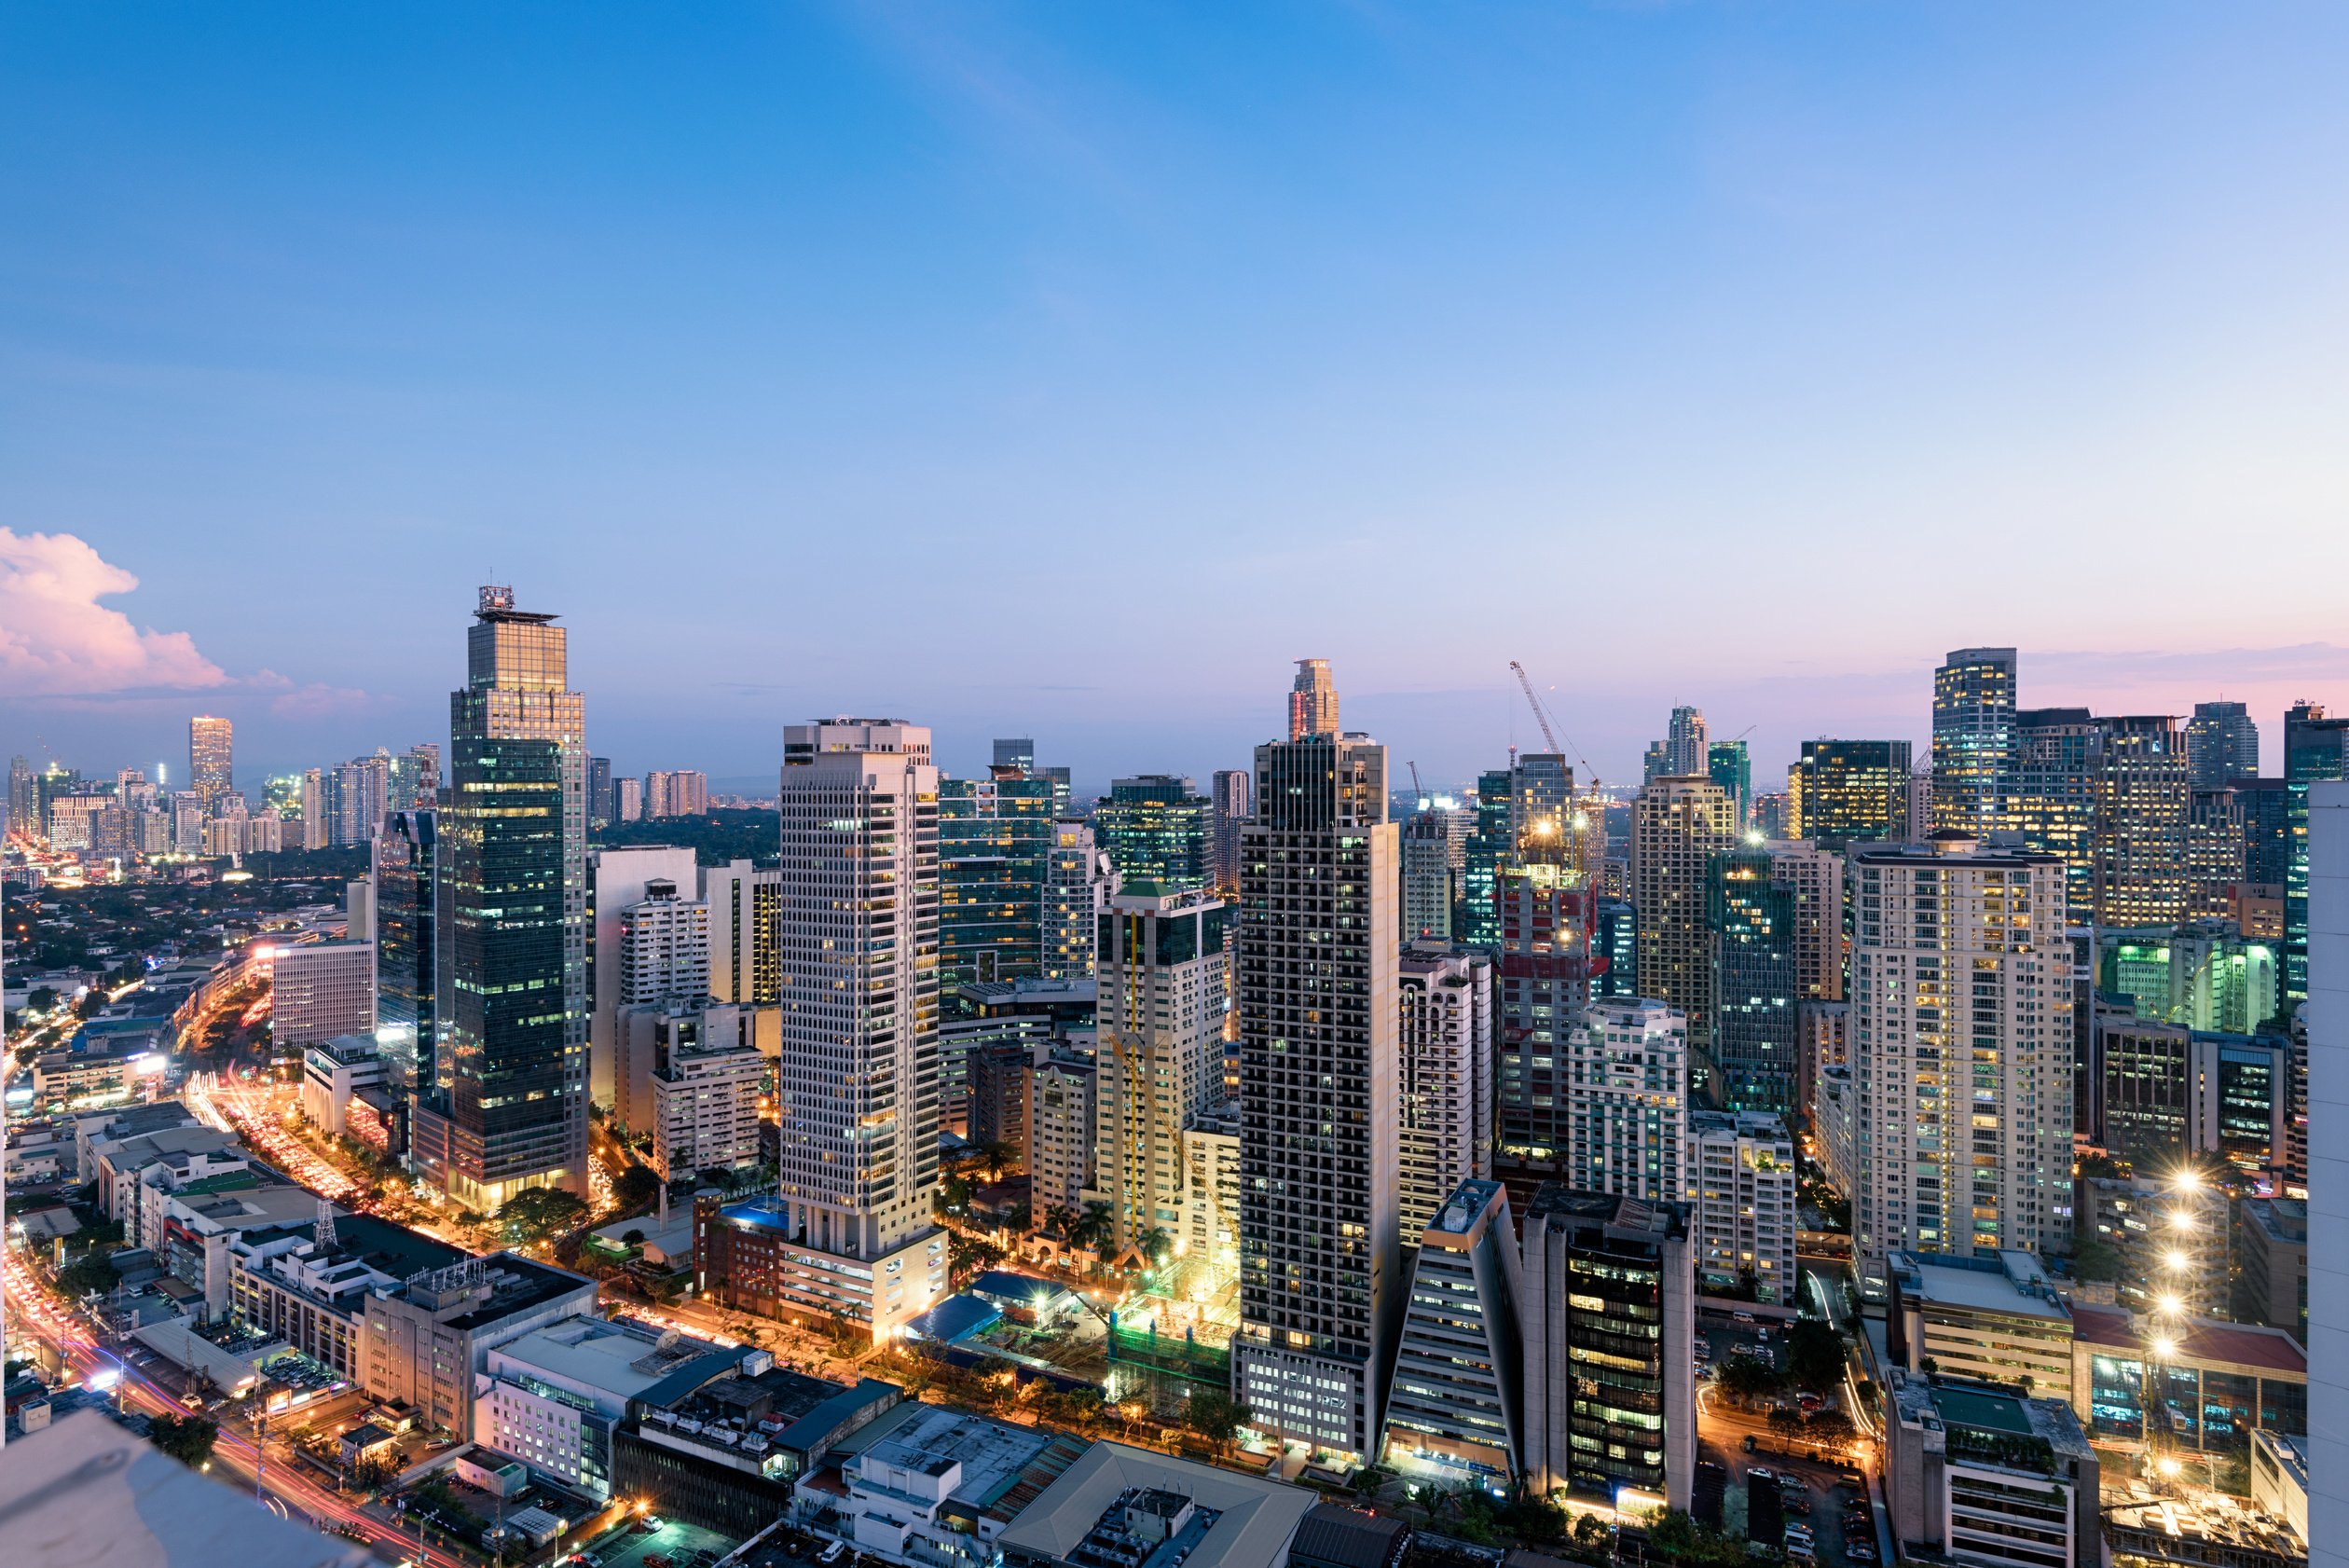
[611, 1163, 662, 1211]
[146, 1413, 220, 1468]
[498, 1186, 590, 1242]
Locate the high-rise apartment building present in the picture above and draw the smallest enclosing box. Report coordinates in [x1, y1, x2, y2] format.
[1790, 739, 1913, 849]
[643, 769, 709, 820]
[1286, 657, 1340, 741]
[1027, 1049, 1097, 1228]
[7, 753, 34, 836]
[1396, 947, 1493, 1238]
[1931, 647, 2017, 837]
[1563, 998, 1688, 1203]
[1707, 740, 1750, 826]
[2284, 702, 2349, 1003]
[270, 941, 378, 1049]
[939, 769, 1056, 985]
[1660, 707, 1708, 778]
[1211, 768, 1253, 893]
[619, 880, 711, 1014]
[373, 809, 437, 1093]
[2188, 701, 2260, 788]
[1494, 854, 1597, 1166]
[1684, 1110, 1797, 1308]
[588, 846, 701, 1108]
[1040, 820, 1114, 980]
[1091, 886, 1227, 1259]
[1707, 846, 1797, 1113]
[701, 859, 782, 1010]
[614, 776, 642, 822]
[2305, 784, 2349, 1567]
[390, 744, 441, 814]
[1093, 776, 1213, 893]
[1767, 841, 1845, 1003]
[189, 716, 234, 813]
[411, 586, 590, 1211]
[1849, 839, 2071, 1291]
[1629, 777, 1737, 1097]
[648, 1027, 764, 1183]
[586, 756, 614, 827]
[1401, 812, 1456, 942]
[2094, 715, 2191, 928]
[1234, 730, 1399, 1463]
[772, 717, 947, 1341]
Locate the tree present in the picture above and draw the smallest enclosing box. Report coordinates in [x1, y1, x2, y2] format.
[1184, 1391, 1249, 1454]
[941, 1173, 973, 1214]
[1071, 1202, 1113, 1252]
[621, 1228, 647, 1246]
[697, 1166, 739, 1194]
[1807, 1410, 1857, 1447]
[1717, 1356, 1785, 1405]
[2071, 1239, 2122, 1284]
[58, 1250, 119, 1300]
[146, 1413, 219, 1468]
[1768, 1407, 1806, 1444]
[972, 1141, 1014, 1184]
[1786, 1318, 1847, 1392]
[2076, 1151, 2125, 1181]
[498, 1186, 589, 1242]
[611, 1163, 662, 1211]
[1139, 1228, 1174, 1269]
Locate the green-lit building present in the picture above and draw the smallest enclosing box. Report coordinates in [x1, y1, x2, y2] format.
[1707, 741, 1750, 827]
[2285, 703, 2349, 1002]
[1705, 846, 1796, 1113]
[939, 771, 1057, 986]
[2097, 921, 2279, 1036]
[1092, 774, 1211, 893]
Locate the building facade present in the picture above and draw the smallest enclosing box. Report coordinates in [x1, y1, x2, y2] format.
[1628, 777, 1736, 1092]
[1396, 946, 1493, 1239]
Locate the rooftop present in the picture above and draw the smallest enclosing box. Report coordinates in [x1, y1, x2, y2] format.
[2070, 1304, 2306, 1375]
[1523, 1185, 1687, 1244]
[491, 1315, 736, 1406]
[1893, 1249, 2070, 1325]
[845, 1401, 1086, 1519]
[995, 1441, 1317, 1568]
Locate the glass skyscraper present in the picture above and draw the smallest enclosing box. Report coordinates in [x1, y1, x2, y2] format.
[2284, 703, 2349, 1002]
[1791, 738, 1912, 849]
[1706, 846, 1797, 1112]
[1931, 646, 2017, 836]
[411, 585, 589, 1210]
[1093, 775, 1212, 892]
[938, 771, 1057, 986]
[373, 808, 437, 1093]
[1458, 767, 1514, 949]
[1708, 740, 1751, 826]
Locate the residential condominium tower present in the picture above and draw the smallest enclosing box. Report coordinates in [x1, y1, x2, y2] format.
[412, 586, 589, 1209]
[772, 717, 948, 1341]
[1234, 730, 1400, 1464]
[1849, 837, 2072, 1293]
[1629, 777, 1737, 1101]
[189, 716, 234, 813]
[1396, 945, 1494, 1238]
[1931, 648, 2018, 838]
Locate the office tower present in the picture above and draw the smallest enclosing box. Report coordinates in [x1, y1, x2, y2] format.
[1931, 647, 2017, 836]
[1595, 899, 1637, 997]
[586, 756, 614, 827]
[938, 769, 1057, 985]
[2188, 701, 2260, 788]
[993, 737, 1036, 775]
[2095, 716, 2191, 928]
[968, 1040, 1032, 1158]
[1751, 791, 1789, 841]
[1767, 842, 1844, 1003]
[1040, 820, 1113, 980]
[1401, 812, 1456, 941]
[614, 776, 643, 822]
[1211, 768, 1253, 893]
[643, 769, 709, 819]
[2285, 702, 2349, 1003]
[1378, 1180, 1525, 1490]
[1092, 886, 1228, 1258]
[772, 717, 947, 1341]
[1707, 740, 1750, 826]
[2010, 707, 2097, 915]
[649, 1021, 764, 1182]
[1028, 1049, 1097, 1227]
[701, 858, 782, 1009]
[2099, 923, 2278, 1036]
[1494, 854, 1598, 1166]
[270, 942, 378, 1049]
[1093, 776, 1213, 893]
[588, 845, 701, 1107]
[1234, 730, 1399, 1463]
[1629, 777, 1737, 1095]
[2188, 788, 2249, 919]
[373, 810, 437, 1093]
[2308, 785, 2349, 1568]
[1518, 1187, 1695, 1509]
[1458, 768, 1514, 949]
[1707, 846, 1797, 1112]
[1287, 657, 1340, 740]
[1642, 740, 1668, 786]
[2238, 777, 2292, 888]
[1659, 707, 1708, 778]
[1848, 840, 2070, 1290]
[1396, 947, 1493, 1238]
[411, 585, 590, 1211]
[1563, 998, 1688, 1202]
[189, 716, 233, 812]
[1792, 739, 1913, 849]
[1685, 1110, 1798, 1308]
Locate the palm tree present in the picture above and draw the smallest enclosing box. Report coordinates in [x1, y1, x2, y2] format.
[1072, 1202, 1114, 1252]
[1139, 1228, 1174, 1269]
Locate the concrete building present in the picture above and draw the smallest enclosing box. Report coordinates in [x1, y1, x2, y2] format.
[1882, 1372, 2099, 1568]
[616, 1366, 901, 1540]
[1092, 885, 1228, 1260]
[1518, 1187, 1695, 1509]
[1379, 1179, 1524, 1493]
[615, 776, 642, 821]
[1094, 776, 1214, 895]
[362, 1252, 599, 1437]
[476, 1314, 739, 1501]
[1027, 1049, 1097, 1228]
[224, 1210, 466, 1380]
[616, 998, 745, 1142]
[2075, 1173, 2230, 1318]
[968, 1040, 1031, 1161]
[2190, 701, 2262, 789]
[650, 1027, 765, 1182]
[268, 941, 376, 1050]
[1812, 1062, 1860, 1197]
[1494, 834, 1599, 1166]
[1287, 657, 1340, 741]
[1683, 1110, 1796, 1308]
[619, 879, 711, 1017]
[643, 769, 709, 819]
[1768, 842, 1846, 1004]
[1886, 1250, 2074, 1396]
[770, 718, 949, 1342]
[1628, 777, 1737, 1084]
[1181, 1096, 1241, 1270]
[1210, 768, 1253, 894]
[2070, 1302, 2306, 1457]
[1849, 839, 2073, 1293]
[795, 1400, 1092, 1568]
[189, 715, 234, 813]
[590, 845, 703, 1107]
[995, 1441, 1319, 1568]
[1707, 845, 1798, 1112]
[1564, 998, 1687, 1204]
[702, 858, 782, 1015]
[2233, 1197, 2308, 1338]
[2095, 715, 2193, 928]
[1395, 946, 1493, 1239]
[1041, 820, 1115, 981]
[299, 1033, 384, 1138]
[1234, 730, 1400, 1464]
[1401, 814, 1457, 942]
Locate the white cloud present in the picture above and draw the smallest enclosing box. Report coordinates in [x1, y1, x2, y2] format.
[0, 529, 226, 695]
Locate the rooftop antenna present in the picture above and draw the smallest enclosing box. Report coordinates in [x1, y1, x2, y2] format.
[315, 1197, 337, 1251]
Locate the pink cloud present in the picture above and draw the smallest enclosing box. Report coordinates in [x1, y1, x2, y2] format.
[0, 529, 226, 695]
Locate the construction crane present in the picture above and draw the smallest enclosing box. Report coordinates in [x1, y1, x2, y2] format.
[1408, 760, 1424, 805]
[1508, 662, 1561, 754]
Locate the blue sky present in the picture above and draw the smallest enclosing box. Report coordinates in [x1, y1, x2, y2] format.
[5, 3, 2346, 794]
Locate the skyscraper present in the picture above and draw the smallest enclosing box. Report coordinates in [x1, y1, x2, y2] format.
[1210, 767, 1253, 893]
[937, 769, 1056, 985]
[373, 808, 437, 1093]
[1707, 846, 1798, 1113]
[1766, 842, 1845, 1004]
[2284, 702, 2349, 1003]
[592, 845, 704, 1107]
[1790, 739, 1913, 849]
[391, 743, 442, 814]
[1458, 768, 1514, 950]
[410, 586, 589, 1210]
[1234, 730, 1399, 1463]
[2093, 715, 2191, 928]
[1040, 819, 1114, 980]
[2187, 787, 2248, 920]
[1564, 998, 1689, 1202]
[1707, 740, 1751, 826]
[1931, 647, 2017, 836]
[2011, 707, 2099, 916]
[1286, 657, 1340, 740]
[1400, 811, 1456, 941]
[1093, 775, 1213, 893]
[1494, 854, 1598, 1167]
[772, 717, 947, 1341]
[1629, 776, 1737, 1099]
[1092, 885, 1227, 1259]
[1396, 947, 1493, 1238]
[1849, 838, 2071, 1291]
[643, 769, 709, 819]
[586, 756, 614, 827]
[992, 736, 1037, 775]
[6, 755, 34, 838]
[2187, 701, 2260, 788]
[189, 716, 233, 814]
[1662, 707, 1709, 777]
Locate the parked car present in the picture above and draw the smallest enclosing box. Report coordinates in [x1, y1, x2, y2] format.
[818, 1544, 847, 1565]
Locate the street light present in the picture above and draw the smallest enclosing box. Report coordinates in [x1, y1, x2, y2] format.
[2155, 1292, 2183, 1317]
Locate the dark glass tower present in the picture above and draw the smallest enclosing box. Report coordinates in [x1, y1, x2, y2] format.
[413, 585, 588, 1208]
[2284, 703, 2349, 1004]
[1458, 767, 1514, 949]
[1706, 846, 1797, 1112]
[373, 808, 437, 1093]
[1093, 775, 1212, 892]
[938, 769, 1056, 986]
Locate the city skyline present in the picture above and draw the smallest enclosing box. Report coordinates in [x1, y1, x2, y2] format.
[5, 5, 2349, 786]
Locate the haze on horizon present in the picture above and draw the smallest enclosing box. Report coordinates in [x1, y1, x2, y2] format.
[5, 4, 2346, 791]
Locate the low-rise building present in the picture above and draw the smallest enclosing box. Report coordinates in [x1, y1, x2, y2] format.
[2076, 1175, 2231, 1318]
[1889, 1250, 2075, 1396]
[796, 1400, 1092, 1568]
[615, 1368, 901, 1539]
[298, 1034, 383, 1139]
[1882, 1372, 2100, 1568]
[2234, 1198, 2309, 1339]
[362, 1253, 599, 1437]
[476, 1315, 740, 1501]
[693, 1191, 948, 1343]
[2069, 1303, 2305, 1455]
[994, 1442, 1319, 1568]
[227, 1211, 467, 1380]
[1683, 1109, 1798, 1308]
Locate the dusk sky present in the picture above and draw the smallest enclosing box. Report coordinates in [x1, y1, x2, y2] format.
[5, 4, 2346, 795]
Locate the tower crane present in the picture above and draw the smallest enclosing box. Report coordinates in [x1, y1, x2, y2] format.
[1408, 760, 1424, 805]
[1508, 662, 1561, 754]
